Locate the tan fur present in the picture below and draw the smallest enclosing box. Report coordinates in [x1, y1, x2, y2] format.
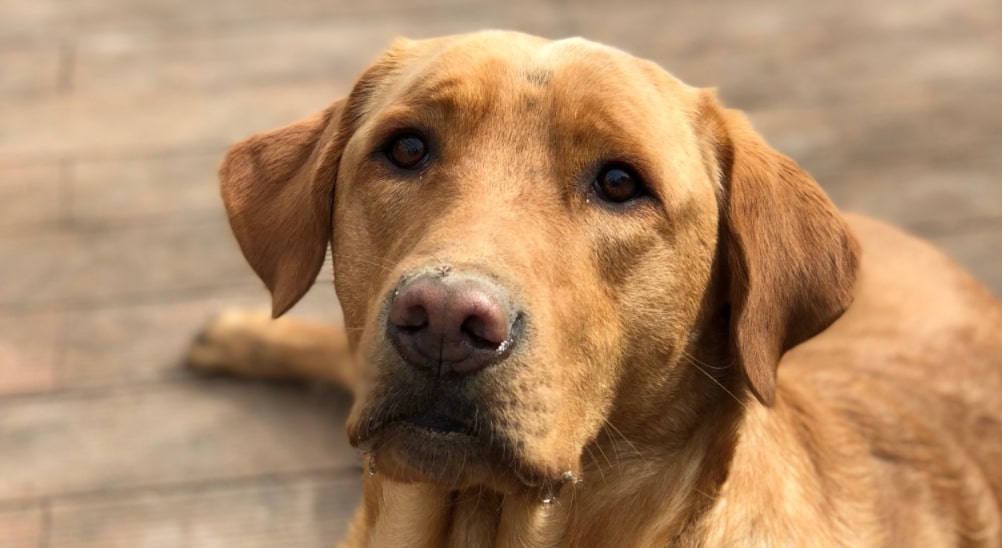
[189, 31, 1002, 547]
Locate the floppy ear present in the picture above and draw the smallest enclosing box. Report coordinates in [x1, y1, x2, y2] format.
[699, 93, 860, 406]
[219, 100, 345, 317]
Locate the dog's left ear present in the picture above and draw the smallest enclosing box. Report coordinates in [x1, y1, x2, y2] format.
[219, 100, 346, 317]
[698, 92, 860, 406]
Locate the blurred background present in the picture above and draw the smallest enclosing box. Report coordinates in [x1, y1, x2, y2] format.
[0, 0, 999, 545]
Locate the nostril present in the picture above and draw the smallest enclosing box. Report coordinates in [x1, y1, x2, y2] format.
[452, 288, 511, 347]
[393, 304, 429, 331]
[461, 315, 507, 348]
[388, 283, 438, 333]
[461, 316, 490, 347]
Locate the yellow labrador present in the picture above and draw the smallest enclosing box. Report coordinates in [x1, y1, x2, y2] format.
[188, 31, 1002, 546]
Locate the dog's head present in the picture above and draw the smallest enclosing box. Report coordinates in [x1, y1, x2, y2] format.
[219, 31, 858, 497]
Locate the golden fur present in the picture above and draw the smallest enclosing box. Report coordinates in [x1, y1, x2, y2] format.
[188, 31, 1002, 546]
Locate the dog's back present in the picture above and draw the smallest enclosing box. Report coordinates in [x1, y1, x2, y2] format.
[767, 215, 1002, 545]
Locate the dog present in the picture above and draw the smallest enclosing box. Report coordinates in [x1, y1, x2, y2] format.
[187, 31, 1002, 546]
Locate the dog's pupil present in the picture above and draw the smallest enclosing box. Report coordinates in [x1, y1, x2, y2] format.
[391, 135, 427, 168]
[600, 167, 637, 202]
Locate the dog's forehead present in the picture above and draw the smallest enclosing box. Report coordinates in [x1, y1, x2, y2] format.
[421, 32, 633, 77]
[382, 31, 698, 118]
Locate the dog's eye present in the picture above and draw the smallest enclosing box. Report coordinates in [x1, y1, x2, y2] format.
[594, 165, 643, 203]
[386, 134, 428, 169]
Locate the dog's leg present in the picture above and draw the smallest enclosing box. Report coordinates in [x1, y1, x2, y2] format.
[186, 309, 355, 388]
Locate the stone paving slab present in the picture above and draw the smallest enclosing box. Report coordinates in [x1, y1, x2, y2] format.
[0, 312, 61, 397]
[0, 220, 256, 310]
[69, 151, 225, 227]
[60, 290, 265, 389]
[747, 91, 1001, 172]
[0, 0, 552, 42]
[0, 381, 355, 502]
[0, 81, 345, 165]
[69, 9, 569, 95]
[0, 505, 43, 548]
[0, 46, 64, 97]
[0, 164, 65, 233]
[47, 474, 359, 548]
[825, 162, 1002, 234]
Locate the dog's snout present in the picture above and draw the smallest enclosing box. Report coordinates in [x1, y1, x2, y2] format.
[388, 272, 518, 375]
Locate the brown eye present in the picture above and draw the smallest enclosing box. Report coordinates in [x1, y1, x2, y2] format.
[387, 134, 428, 169]
[594, 165, 642, 203]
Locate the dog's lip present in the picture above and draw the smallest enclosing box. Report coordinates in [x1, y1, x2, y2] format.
[353, 407, 476, 450]
[399, 410, 474, 435]
[355, 406, 577, 496]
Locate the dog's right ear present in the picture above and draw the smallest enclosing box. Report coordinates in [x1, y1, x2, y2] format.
[697, 91, 860, 406]
[219, 100, 345, 317]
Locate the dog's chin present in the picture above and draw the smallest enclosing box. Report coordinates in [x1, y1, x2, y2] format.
[355, 412, 567, 494]
[369, 421, 502, 489]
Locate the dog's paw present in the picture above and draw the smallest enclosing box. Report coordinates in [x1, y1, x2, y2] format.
[185, 309, 279, 378]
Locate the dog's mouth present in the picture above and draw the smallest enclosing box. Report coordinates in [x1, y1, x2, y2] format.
[360, 405, 580, 499]
[356, 405, 482, 457]
[352, 398, 544, 490]
[400, 411, 475, 436]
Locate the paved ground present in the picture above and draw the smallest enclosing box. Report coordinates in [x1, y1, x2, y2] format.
[0, 0, 999, 546]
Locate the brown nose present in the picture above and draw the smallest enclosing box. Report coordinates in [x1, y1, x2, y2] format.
[387, 272, 518, 375]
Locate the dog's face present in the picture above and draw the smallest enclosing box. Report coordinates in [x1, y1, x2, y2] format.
[332, 33, 721, 492]
[218, 31, 858, 497]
